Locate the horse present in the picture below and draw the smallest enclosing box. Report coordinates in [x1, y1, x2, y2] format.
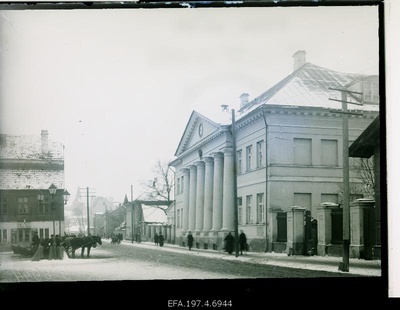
[63, 235, 102, 258]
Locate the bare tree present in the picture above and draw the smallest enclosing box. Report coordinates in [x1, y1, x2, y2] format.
[140, 160, 175, 202]
[338, 157, 375, 203]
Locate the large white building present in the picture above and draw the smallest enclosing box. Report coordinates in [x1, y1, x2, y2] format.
[169, 51, 380, 254]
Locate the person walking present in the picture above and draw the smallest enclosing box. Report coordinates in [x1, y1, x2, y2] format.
[158, 233, 164, 247]
[224, 232, 235, 255]
[187, 231, 194, 251]
[239, 230, 247, 255]
[154, 232, 159, 246]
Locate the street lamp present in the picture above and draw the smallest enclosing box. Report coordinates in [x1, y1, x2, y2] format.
[38, 184, 70, 260]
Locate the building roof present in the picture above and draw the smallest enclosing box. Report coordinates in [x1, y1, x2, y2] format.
[238, 62, 379, 118]
[0, 134, 64, 160]
[0, 132, 65, 190]
[0, 168, 65, 190]
[141, 203, 168, 224]
[349, 115, 380, 158]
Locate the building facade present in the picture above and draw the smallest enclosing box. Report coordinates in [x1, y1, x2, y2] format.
[0, 130, 66, 246]
[169, 51, 380, 254]
[126, 200, 173, 243]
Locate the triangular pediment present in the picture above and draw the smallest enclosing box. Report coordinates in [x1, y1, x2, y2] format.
[174, 111, 221, 156]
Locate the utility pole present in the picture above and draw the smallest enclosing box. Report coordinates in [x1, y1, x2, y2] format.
[232, 109, 239, 258]
[131, 185, 135, 243]
[79, 187, 96, 236]
[329, 87, 363, 272]
[86, 187, 90, 236]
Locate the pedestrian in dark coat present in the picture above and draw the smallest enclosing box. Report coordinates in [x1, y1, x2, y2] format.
[224, 232, 235, 255]
[158, 233, 164, 247]
[31, 232, 40, 247]
[239, 230, 247, 255]
[187, 231, 194, 251]
[154, 232, 159, 245]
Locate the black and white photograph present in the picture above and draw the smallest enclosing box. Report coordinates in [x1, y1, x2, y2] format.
[0, 0, 396, 305]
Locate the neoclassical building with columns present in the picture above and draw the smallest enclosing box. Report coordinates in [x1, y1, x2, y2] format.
[169, 50, 380, 253]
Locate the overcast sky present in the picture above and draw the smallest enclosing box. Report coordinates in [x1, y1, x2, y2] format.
[0, 4, 380, 204]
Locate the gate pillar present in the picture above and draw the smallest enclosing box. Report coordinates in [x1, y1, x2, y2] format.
[286, 206, 306, 255]
[350, 198, 375, 259]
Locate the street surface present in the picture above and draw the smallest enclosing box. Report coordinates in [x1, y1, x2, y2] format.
[0, 239, 385, 308]
[0, 239, 371, 283]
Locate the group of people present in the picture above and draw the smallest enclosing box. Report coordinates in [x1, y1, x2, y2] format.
[154, 232, 164, 247]
[224, 230, 247, 255]
[186, 230, 248, 255]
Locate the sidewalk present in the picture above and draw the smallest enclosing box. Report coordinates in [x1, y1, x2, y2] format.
[118, 239, 382, 277]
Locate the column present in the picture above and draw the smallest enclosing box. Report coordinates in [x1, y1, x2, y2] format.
[195, 161, 205, 232]
[221, 147, 235, 232]
[188, 165, 197, 232]
[203, 157, 214, 231]
[181, 168, 190, 233]
[212, 152, 224, 231]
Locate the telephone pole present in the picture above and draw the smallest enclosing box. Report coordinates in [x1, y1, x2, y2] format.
[131, 185, 134, 243]
[231, 109, 239, 258]
[79, 187, 96, 236]
[329, 87, 363, 272]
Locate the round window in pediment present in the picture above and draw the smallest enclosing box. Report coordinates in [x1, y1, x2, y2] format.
[198, 123, 204, 137]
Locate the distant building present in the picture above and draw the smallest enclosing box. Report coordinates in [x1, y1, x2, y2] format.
[169, 50, 380, 256]
[0, 130, 66, 246]
[126, 200, 173, 243]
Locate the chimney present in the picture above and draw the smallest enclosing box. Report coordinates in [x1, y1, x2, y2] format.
[239, 93, 249, 108]
[41, 129, 49, 155]
[293, 50, 306, 71]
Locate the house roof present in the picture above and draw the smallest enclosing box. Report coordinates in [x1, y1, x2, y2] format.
[0, 168, 65, 190]
[0, 134, 64, 160]
[141, 203, 169, 224]
[238, 62, 379, 118]
[0, 133, 65, 190]
[349, 115, 380, 158]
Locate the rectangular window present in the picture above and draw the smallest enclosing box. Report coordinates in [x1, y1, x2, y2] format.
[181, 176, 184, 194]
[24, 229, 29, 242]
[294, 193, 312, 210]
[3, 229, 8, 243]
[39, 197, 50, 213]
[18, 197, 29, 214]
[246, 145, 253, 171]
[321, 193, 339, 204]
[18, 229, 23, 242]
[256, 193, 264, 223]
[294, 138, 312, 165]
[177, 178, 181, 195]
[177, 209, 180, 228]
[321, 139, 338, 166]
[246, 195, 252, 224]
[0, 197, 7, 214]
[256, 140, 264, 168]
[237, 150, 242, 174]
[238, 197, 243, 225]
[363, 81, 379, 103]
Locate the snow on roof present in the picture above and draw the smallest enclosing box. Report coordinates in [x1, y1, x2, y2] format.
[238, 63, 379, 118]
[0, 168, 65, 190]
[141, 204, 167, 224]
[0, 134, 64, 160]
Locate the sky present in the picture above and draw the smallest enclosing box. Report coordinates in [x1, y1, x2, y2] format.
[0, 4, 380, 205]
